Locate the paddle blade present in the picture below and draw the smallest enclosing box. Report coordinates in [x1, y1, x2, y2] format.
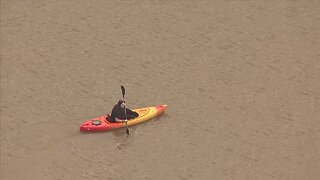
[126, 127, 129, 135]
[121, 86, 125, 98]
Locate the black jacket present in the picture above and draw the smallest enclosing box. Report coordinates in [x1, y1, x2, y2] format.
[109, 104, 139, 123]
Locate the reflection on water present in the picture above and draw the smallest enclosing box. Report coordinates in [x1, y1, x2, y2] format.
[111, 113, 168, 150]
[112, 127, 137, 150]
[151, 113, 169, 123]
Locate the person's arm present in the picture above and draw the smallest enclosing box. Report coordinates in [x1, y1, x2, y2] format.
[111, 106, 124, 122]
[115, 118, 127, 123]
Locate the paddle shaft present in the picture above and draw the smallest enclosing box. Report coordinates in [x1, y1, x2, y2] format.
[121, 86, 129, 135]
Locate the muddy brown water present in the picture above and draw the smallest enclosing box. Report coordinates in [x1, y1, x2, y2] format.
[1, 1, 320, 180]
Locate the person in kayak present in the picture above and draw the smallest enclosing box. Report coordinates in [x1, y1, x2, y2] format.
[108, 100, 139, 123]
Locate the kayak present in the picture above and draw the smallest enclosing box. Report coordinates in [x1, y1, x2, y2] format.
[80, 104, 167, 132]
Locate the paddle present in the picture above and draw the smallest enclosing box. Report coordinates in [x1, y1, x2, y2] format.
[121, 85, 130, 135]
